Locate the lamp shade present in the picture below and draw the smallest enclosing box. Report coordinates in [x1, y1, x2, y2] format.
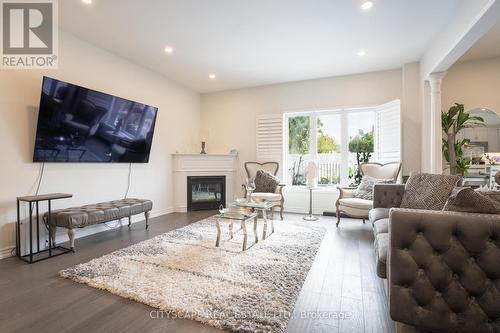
[306, 161, 318, 189]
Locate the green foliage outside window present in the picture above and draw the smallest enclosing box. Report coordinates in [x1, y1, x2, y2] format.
[288, 116, 310, 154]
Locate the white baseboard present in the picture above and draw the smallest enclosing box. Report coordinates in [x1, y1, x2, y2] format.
[0, 246, 15, 260]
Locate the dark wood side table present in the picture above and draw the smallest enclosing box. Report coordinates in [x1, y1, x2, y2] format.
[16, 193, 73, 263]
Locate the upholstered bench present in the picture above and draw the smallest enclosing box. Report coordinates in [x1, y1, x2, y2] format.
[43, 198, 153, 250]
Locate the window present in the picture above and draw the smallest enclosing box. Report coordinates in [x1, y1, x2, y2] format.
[284, 109, 377, 187]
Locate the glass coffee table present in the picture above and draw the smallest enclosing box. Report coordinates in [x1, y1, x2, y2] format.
[231, 200, 277, 240]
[215, 210, 258, 251]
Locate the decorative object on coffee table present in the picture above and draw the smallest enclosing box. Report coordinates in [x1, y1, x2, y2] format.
[16, 193, 73, 263]
[244, 177, 256, 202]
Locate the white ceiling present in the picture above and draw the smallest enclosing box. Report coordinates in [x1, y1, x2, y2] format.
[460, 20, 500, 62]
[59, 0, 464, 93]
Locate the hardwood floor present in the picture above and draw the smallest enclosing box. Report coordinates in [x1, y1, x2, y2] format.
[0, 212, 394, 333]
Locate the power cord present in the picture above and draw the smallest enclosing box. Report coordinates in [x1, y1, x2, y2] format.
[124, 162, 132, 199]
[103, 163, 133, 229]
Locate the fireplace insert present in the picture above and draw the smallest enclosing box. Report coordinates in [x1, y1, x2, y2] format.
[187, 176, 226, 211]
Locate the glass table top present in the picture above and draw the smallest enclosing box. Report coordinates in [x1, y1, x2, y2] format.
[231, 199, 276, 209]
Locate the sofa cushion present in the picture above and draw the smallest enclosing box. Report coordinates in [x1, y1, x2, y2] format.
[443, 187, 500, 214]
[354, 175, 393, 200]
[254, 170, 280, 193]
[339, 198, 373, 210]
[400, 172, 461, 210]
[251, 192, 281, 202]
[373, 218, 389, 236]
[369, 208, 390, 225]
[375, 233, 388, 278]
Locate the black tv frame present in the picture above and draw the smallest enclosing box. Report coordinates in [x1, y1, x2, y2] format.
[32, 76, 158, 163]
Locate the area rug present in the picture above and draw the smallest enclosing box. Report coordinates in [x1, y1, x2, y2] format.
[60, 217, 326, 333]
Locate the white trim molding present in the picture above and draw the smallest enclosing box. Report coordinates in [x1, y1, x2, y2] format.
[428, 72, 446, 174]
[172, 154, 239, 212]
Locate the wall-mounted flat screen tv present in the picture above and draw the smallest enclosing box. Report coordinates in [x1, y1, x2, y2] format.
[33, 77, 158, 163]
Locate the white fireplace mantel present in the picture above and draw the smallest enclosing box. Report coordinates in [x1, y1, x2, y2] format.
[172, 154, 239, 212]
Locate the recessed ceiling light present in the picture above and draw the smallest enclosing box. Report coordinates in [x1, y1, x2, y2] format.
[209, 74, 216, 79]
[357, 50, 366, 57]
[81, 0, 92, 4]
[481, 108, 487, 111]
[361, 0, 374, 10]
[164, 46, 173, 54]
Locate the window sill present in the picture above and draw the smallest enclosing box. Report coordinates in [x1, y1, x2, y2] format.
[284, 185, 340, 193]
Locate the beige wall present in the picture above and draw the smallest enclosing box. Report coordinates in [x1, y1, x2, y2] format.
[0, 31, 201, 255]
[201, 66, 421, 179]
[443, 57, 500, 113]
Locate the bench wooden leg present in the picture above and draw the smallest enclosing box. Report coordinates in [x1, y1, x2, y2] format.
[50, 225, 57, 246]
[68, 229, 75, 251]
[145, 211, 150, 229]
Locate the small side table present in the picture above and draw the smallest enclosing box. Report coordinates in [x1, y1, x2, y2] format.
[16, 193, 73, 263]
[303, 187, 318, 221]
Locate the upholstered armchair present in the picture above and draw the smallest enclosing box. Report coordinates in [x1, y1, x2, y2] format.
[242, 162, 285, 220]
[335, 162, 401, 226]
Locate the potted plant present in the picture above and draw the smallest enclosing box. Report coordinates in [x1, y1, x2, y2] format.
[442, 103, 484, 175]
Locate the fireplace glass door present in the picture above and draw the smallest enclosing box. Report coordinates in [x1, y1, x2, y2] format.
[187, 176, 226, 211]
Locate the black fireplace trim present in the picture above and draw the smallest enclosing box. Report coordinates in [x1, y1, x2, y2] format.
[187, 176, 226, 211]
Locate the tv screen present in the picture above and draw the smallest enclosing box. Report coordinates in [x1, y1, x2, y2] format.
[33, 77, 158, 163]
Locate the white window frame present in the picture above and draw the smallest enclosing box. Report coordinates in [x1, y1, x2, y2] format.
[283, 107, 377, 187]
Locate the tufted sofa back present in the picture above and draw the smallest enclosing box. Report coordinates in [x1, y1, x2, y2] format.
[389, 208, 500, 333]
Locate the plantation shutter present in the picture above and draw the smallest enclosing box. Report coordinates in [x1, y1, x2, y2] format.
[256, 114, 283, 177]
[374, 100, 401, 163]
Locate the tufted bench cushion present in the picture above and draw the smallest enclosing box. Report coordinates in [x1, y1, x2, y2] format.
[43, 198, 153, 250]
[45, 198, 153, 229]
[388, 208, 500, 333]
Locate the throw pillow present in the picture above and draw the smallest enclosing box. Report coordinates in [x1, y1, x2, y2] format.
[254, 170, 280, 193]
[353, 175, 394, 200]
[443, 187, 500, 214]
[400, 172, 461, 210]
[475, 190, 500, 205]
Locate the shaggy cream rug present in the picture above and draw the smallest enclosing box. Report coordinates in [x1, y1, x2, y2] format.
[60, 217, 326, 333]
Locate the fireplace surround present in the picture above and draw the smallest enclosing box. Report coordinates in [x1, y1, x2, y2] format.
[172, 154, 238, 212]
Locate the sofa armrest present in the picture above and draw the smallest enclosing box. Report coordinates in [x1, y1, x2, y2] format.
[373, 184, 405, 208]
[388, 208, 500, 333]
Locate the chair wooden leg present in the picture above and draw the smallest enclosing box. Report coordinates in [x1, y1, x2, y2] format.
[280, 204, 284, 220]
[68, 229, 75, 251]
[362, 218, 366, 224]
[336, 203, 341, 227]
[128, 216, 131, 227]
[145, 211, 150, 229]
[50, 226, 57, 246]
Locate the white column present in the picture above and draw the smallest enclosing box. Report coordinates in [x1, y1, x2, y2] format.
[428, 72, 446, 174]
